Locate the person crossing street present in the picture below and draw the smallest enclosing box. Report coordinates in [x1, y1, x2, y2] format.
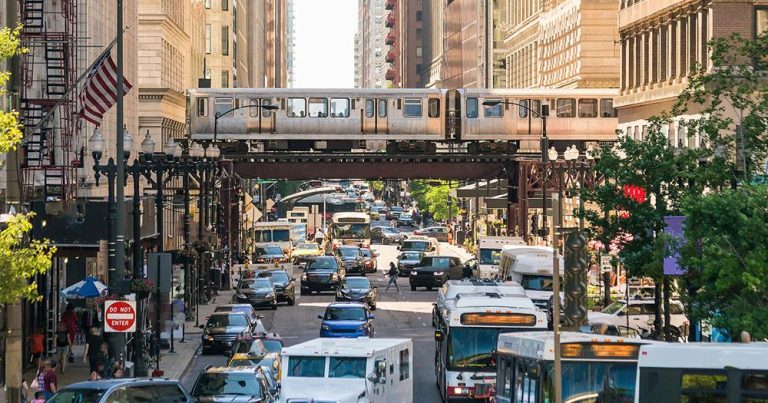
[385, 262, 400, 292]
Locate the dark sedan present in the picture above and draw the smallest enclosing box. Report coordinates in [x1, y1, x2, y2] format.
[201, 312, 254, 354]
[336, 245, 366, 276]
[258, 269, 296, 306]
[409, 256, 463, 291]
[335, 277, 378, 310]
[233, 278, 278, 309]
[300, 256, 346, 295]
[397, 251, 424, 277]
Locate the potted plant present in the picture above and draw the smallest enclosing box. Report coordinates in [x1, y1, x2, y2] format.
[130, 278, 154, 300]
[176, 247, 198, 263]
[192, 240, 212, 254]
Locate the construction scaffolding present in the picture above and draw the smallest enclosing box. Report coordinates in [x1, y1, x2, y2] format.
[18, 0, 80, 206]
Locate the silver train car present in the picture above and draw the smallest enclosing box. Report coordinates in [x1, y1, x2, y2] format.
[188, 88, 618, 154]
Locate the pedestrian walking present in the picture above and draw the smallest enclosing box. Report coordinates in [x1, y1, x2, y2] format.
[54, 321, 72, 373]
[37, 359, 57, 400]
[27, 328, 44, 369]
[385, 262, 400, 292]
[83, 326, 105, 373]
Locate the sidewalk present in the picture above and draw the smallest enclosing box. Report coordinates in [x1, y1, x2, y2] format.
[18, 289, 234, 389]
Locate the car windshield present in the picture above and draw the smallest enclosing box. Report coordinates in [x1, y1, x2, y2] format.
[381, 227, 398, 233]
[256, 246, 283, 256]
[207, 314, 248, 328]
[360, 249, 372, 257]
[229, 359, 261, 367]
[401, 252, 422, 260]
[338, 248, 360, 258]
[603, 301, 626, 315]
[479, 248, 502, 265]
[272, 229, 290, 242]
[262, 339, 283, 353]
[192, 373, 263, 397]
[399, 213, 411, 219]
[215, 306, 253, 318]
[544, 362, 638, 403]
[521, 275, 554, 291]
[448, 327, 521, 370]
[332, 223, 371, 239]
[48, 389, 105, 403]
[250, 279, 273, 289]
[297, 243, 318, 250]
[268, 272, 289, 283]
[254, 229, 290, 243]
[329, 357, 367, 378]
[307, 258, 338, 271]
[288, 356, 326, 377]
[344, 278, 370, 289]
[402, 241, 429, 252]
[391, 207, 403, 213]
[324, 307, 367, 321]
[420, 257, 451, 268]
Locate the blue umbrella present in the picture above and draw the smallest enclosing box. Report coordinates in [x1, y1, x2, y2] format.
[60, 277, 108, 299]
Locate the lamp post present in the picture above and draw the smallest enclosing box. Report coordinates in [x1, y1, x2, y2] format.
[482, 100, 549, 241]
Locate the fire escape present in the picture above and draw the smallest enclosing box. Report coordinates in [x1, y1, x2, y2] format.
[18, 0, 79, 206]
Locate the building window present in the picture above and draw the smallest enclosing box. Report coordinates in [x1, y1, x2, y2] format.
[205, 0, 211, 9]
[416, 11, 422, 21]
[416, 46, 422, 57]
[757, 8, 768, 34]
[205, 24, 211, 54]
[204, 68, 211, 79]
[221, 70, 229, 87]
[221, 26, 229, 56]
[221, 0, 228, 11]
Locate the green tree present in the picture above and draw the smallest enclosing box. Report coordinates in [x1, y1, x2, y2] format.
[0, 25, 55, 303]
[408, 180, 456, 221]
[679, 186, 768, 339]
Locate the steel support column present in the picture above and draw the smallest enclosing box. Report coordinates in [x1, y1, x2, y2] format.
[563, 230, 589, 330]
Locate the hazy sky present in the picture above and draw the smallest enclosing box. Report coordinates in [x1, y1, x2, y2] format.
[293, 0, 357, 88]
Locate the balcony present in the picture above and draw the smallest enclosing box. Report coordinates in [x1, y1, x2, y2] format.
[385, 0, 395, 10]
[385, 69, 396, 81]
[385, 50, 396, 63]
[386, 12, 396, 28]
[385, 32, 396, 45]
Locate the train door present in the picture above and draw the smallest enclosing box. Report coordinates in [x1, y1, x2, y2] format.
[246, 98, 275, 133]
[362, 98, 389, 134]
[445, 89, 461, 141]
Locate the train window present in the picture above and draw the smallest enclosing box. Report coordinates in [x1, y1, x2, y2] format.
[378, 100, 388, 118]
[214, 97, 234, 117]
[428, 98, 440, 118]
[262, 98, 273, 118]
[600, 99, 618, 117]
[556, 98, 576, 118]
[519, 100, 529, 118]
[197, 98, 208, 117]
[287, 98, 306, 118]
[309, 98, 328, 118]
[531, 100, 541, 115]
[403, 99, 422, 117]
[248, 99, 260, 117]
[365, 100, 375, 118]
[330, 98, 350, 118]
[466, 98, 478, 118]
[483, 99, 503, 118]
[578, 99, 598, 118]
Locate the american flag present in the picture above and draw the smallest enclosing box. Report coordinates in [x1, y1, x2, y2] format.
[79, 51, 132, 125]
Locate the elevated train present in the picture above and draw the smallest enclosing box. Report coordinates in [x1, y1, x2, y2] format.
[188, 88, 618, 154]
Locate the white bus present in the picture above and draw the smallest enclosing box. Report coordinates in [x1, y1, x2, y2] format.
[434, 293, 547, 401]
[636, 343, 768, 403]
[252, 222, 294, 254]
[475, 236, 526, 279]
[431, 279, 526, 327]
[499, 245, 564, 311]
[494, 331, 653, 403]
[331, 212, 371, 249]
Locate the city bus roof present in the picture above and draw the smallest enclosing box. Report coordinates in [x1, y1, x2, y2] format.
[441, 294, 547, 329]
[281, 337, 411, 358]
[439, 279, 525, 301]
[331, 212, 370, 221]
[638, 343, 768, 370]
[497, 331, 653, 361]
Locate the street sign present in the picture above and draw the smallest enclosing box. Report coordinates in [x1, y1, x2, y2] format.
[265, 198, 275, 211]
[147, 253, 172, 293]
[251, 207, 263, 222]
[104, 300, 137, 333]
[600, 255, 612, 271]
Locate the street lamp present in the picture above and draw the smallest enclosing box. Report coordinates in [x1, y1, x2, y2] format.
[213, 104, 278, 143]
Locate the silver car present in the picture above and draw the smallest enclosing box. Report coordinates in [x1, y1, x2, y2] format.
[371, 225, 403, 244]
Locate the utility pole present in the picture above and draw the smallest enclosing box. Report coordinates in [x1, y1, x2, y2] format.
[112, 0, 127, 362]
[552, 192, 562, 403]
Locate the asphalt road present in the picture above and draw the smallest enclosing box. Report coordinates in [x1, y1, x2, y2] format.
[181, 221, 468, 402]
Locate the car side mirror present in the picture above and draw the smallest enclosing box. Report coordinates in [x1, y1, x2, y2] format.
[317, 314, 324, 320]
[367, 372, 378, 383]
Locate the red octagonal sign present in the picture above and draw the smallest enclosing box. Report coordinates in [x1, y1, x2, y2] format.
[104, 300, 137, 333]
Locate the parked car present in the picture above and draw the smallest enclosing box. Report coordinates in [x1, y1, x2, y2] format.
[370, 225, 403, 244]
[408, 256, 464, 291]
[300, 256, 345, 295]
[233, 278, 278, 309]
[335, 245, 366, 276]
[588, 299, 689, 333]
[360, 248, 378, 273]
[413, 226, 450, 242]
[49, 379, 192, 403]
[396, 251, 424, 277]
[387, 206, 404, 220]
[318, 302, 375, 338]
[200, 312, 255, 355]
[257, 269, 296, 306]
[290, 242, 322, 263]
[254, 244, 288, 263]
[191, 366, 278, 402]
[335, 277, 378, 310]
[213, 304, 266, 332]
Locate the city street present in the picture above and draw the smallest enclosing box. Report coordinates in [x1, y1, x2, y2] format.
[181, 231, 471, 403]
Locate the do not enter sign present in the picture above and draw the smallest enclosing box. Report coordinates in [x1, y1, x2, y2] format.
[104, 300, 137, 333]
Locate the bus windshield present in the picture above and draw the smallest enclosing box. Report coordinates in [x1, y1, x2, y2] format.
[544, 362, 637, 403]
[332, 223, 370, 239]
[448, 328, 519, 370]
[479, 248, 502, 265]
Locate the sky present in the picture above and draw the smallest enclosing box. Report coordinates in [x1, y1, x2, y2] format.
[293, 0, 357, 88]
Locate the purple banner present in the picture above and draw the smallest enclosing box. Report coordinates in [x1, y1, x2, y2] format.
[663, 216, 686, 276]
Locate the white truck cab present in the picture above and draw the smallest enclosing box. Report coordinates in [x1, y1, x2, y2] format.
[474, 236, 526, 279]
[280, 337, 413, 403]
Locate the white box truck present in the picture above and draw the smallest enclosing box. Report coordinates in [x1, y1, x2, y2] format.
[474, 236, 526, 279]
[280, 337, 413, 403]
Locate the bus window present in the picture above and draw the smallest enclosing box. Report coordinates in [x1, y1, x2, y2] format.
[428, 98, 440, 118]
[287, 98, 306, 118]
[601, 98, 618, 117]
[483, 99, 503, 118]
[309, 98, 328, 118]
[466, 98, 478, 118]
[578, 98, 598, 118]
[403, 99, 422, 117]
[249, 99, 260, 117]
[378, 99, 388, 118]
[365, 99, 375, 118]
[331, 98, 350, 117]
[262, 98, 273, 118]
[519, 99, 529, 118]
[197, 97, 208, 117]
[496, 358, 513, 398]
[681, 372, 728, 400]
[556, 98, 576, 118]
[514, 358, 538, 402]
[215, 97, 234, 117]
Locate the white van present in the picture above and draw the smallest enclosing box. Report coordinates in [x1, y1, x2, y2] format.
[399, 236, 440, 256]
[280, 338, 413, 403]
[432, 279, 526, 327]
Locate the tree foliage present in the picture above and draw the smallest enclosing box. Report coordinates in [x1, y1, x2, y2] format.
[409, 180, 456, 221]
[0, 25, 24, 156]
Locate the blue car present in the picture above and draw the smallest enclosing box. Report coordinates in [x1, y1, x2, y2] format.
[318, 302, 375, 338]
